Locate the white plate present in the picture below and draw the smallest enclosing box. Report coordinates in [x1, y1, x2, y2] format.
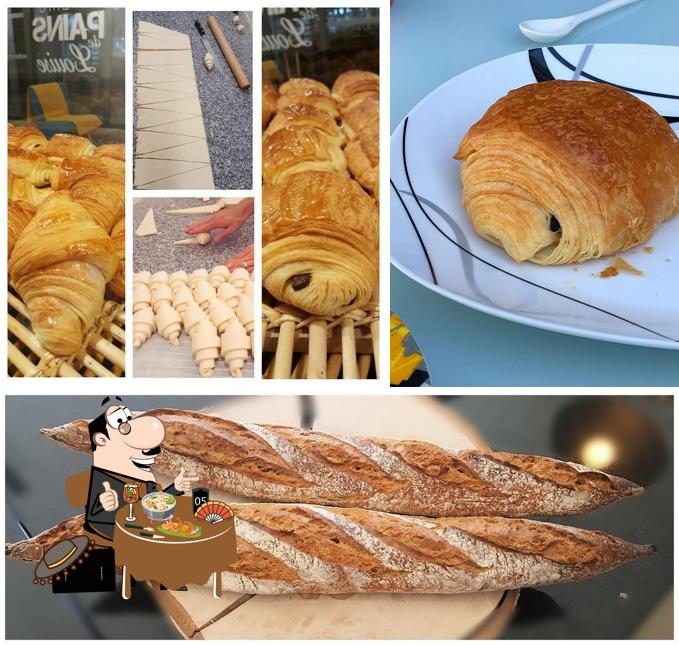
[391, 44, 679, 349]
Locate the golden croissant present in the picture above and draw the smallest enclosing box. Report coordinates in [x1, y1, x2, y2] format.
[455, 81, 679, 264]
[262, 125, 347, 185]
[8, 201, 34, 258]
[263, 170, 378, 316]
[9, 190, 117, 355]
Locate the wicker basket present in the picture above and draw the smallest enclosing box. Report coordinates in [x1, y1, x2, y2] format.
[262, 297, 379, 379]
[8, 286, 126, 377]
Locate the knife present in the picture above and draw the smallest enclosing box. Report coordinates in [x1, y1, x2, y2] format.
[194, 20, 225, 73]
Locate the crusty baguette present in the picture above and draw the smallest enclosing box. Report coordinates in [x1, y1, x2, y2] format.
[5, 506, 654, 595]
[41, 409, 642, 518]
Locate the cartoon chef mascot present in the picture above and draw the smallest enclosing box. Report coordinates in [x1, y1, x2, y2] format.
[85, 397, 197, 543]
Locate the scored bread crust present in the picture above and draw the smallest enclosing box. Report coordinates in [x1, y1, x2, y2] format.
[41, 408, 642, 518]
[6, 507, 654, 595]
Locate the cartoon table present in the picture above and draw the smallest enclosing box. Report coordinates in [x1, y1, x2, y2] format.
[113, 497, 236, 600]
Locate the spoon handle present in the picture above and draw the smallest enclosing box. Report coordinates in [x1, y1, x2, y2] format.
[574, 0, 642, 25]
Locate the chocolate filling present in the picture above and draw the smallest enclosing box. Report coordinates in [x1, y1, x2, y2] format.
[290, 273, 311, 291]
[549, 214, 561, 233]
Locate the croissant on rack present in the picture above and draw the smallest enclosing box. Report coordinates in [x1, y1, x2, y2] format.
[7, 124, 125, 360]
[454, 81, 679, 264]
[263, 170, 378, 315]
[262, 125, 347, 184]
[9, 190, 117, 355]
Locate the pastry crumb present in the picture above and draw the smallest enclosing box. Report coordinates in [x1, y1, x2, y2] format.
[643, 246, 654, 254]
[666, 258, 671, 263]
[619, 592, 628, 599]
[595, 256, 644, 278]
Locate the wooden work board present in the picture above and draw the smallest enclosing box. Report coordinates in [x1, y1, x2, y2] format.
[149, 396, 518, 638]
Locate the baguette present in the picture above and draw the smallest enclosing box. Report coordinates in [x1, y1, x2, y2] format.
[5, 506, 654, 595]
[41, 408, 642, 518]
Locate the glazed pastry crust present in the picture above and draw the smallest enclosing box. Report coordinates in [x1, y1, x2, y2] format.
[455, 80, 679, 264]
[8, 201, 35, 258]
[263, 171, 378, 315]
[262, 125, 348, 185]
[279, 77, 331, 97]
[276, 92, 339, 119]
[340, 93, 379, 140]
[262, 80, 278, 128]
[345, 119, 379, 201]
[7, 125, 47, 151]
[9, 190, 117, 355]
[332, 70, 379, 109]
[42, 133, 96, 159]
[266, 103, 346, 147]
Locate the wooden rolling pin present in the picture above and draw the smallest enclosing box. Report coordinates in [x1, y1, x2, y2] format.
[207, 15, 251, 89]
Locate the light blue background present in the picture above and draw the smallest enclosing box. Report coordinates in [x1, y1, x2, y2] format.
[391, 0, 679, 386]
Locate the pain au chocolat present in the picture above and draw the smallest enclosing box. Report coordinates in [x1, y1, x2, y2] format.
[454, 81, 679, 264]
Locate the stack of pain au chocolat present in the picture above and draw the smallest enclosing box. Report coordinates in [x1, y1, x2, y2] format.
[7, 126, 125, 357]
[12, 411, 655, 595]
[262, 71, 379, 317]
[133, 267, 254, 377]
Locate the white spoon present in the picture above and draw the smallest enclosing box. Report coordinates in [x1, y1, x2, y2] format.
[519, 0, 643, 43]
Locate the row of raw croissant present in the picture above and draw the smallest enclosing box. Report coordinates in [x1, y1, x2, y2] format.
[133, 266, 254, 378]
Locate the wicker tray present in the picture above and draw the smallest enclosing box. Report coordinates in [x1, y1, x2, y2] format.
[262, 297, 378, 379]
[8, 286, 126, 377]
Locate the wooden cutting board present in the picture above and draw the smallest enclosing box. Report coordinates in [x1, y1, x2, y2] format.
[150, 396, 518, 639]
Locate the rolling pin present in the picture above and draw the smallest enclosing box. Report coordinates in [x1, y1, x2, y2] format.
[207, 15, 251, 89]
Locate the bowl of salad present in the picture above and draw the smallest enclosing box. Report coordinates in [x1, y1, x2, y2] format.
[141, 491, 176, 521]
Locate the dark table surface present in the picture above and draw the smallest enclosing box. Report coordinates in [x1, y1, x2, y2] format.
[5, 395, 673, 639]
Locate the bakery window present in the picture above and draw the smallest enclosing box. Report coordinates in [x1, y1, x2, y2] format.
[263, 7, 379, 87]
[8, 7, 125, 144]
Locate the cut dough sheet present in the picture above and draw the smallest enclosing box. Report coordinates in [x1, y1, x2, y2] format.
[137, 86, 199, 106]
[135, 159, 211, 186]
[137, 139, 218, 163]
[136, 207, 158, 236]
[136, 131, 204, 155]
[134, 20, 214, 189]
[137, 165, 215, 190]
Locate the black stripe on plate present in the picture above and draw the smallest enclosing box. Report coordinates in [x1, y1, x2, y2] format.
[528, 48, 555, 82]
[399, 116, 678, 344]
[390, 177, 438, 285]
[547, 46, 679, 100]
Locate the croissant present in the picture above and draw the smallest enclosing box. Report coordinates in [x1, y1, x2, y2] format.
[155, 303, 182, 345]
[340, 93, 379, 140]
[8, 201, 35, 258]
[208, 265, 230, 289]
[263, 170, 379, 315]
[262, 80, 278, 128]
[8, 149, 57, 187]
[7, 125, 47, 151]
[279, 78, 331, 97]
[8, 173, 52, 208]
[93, 144, 125, 161]
[220, 319, 250, 377]
[455, 81, 679, 264]
[191, 319, 220, 377]
[133, 307, 155, 347]
[266, 103, 346, 147]
[51, 159, 124, 232]
[331, 70, 379, 110]
[171, 284, 194, 314]
[276, 93, 339, 119]
[107, 217, 125, 299]
[262, 126, 347, 185]
[42, 133, 96, 159]
[8, 191, 117, 355]
[50, 157, 124, 190]
[345, 119, 379, 201]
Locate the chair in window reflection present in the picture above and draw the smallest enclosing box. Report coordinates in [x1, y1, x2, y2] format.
[26, 82, 102, 137]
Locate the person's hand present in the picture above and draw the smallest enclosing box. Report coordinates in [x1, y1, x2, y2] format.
[99, 481, 119, 512]
[225, 244, 254, 272]
[185, 197, 254, 244]
[174, 467, 199, 494]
